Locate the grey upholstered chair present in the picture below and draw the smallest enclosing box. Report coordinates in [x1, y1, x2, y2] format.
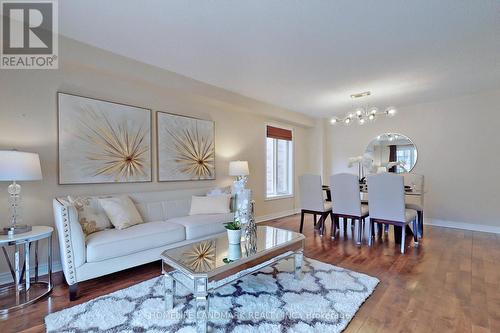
[299, 174, 332, 234]
[329, 173, 368, 245]
[403, 173, 425, 237]
[367, 173, 419, 253]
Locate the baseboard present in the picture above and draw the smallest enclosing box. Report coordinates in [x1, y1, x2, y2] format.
[424, 218, 500, 234]
[0, 261, 63, 286]
[256, 209, 300, 223]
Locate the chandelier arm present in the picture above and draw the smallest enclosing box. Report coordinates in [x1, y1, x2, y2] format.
[330, 108, 395, 126]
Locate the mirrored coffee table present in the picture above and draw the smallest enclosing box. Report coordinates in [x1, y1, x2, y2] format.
[160, 226, 305, 333]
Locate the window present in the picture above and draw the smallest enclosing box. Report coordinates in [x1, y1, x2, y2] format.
[396, 145, 416, 173]
[266, 125, 293, 199]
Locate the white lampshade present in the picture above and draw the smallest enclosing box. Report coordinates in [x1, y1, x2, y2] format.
[229, 161, 249, 176]
[0, 150, 42, 181]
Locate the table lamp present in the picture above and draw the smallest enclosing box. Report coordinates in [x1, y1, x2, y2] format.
[229, 161, 249, 182]
[229, 161, 251, 225]
[0, 150, 42, 235]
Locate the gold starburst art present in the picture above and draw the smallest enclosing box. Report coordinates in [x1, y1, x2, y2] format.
[168, 127, 214, 177]
[79, 110, 149, 181]
[58, 93, 152, 184]
[182, 241, 216, 272]
[157, 112, 215, 181]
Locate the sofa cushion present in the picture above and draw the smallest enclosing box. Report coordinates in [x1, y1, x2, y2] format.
[86, 221, 185, 262]
[167, 213, 233, 240]
[189, 195, 231, 215]
[98, 195, 144, 230]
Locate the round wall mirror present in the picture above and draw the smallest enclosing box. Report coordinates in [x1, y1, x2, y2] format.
[364, 133, 418, 173]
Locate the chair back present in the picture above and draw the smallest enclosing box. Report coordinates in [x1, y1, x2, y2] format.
[403, 173, 425, 207]
[367, 173, 406, 222]
[330, 173, 361, 216]
[299, 174, 324, 212]
[403, 173, 424, 191]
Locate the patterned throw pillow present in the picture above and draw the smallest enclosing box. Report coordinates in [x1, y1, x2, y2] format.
[67, 196, 113, 236]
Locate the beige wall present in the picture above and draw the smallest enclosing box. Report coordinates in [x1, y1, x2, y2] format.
[325, 89, 500, 230]
[2, 35, 498, 280]
[0, 37, 317, 277]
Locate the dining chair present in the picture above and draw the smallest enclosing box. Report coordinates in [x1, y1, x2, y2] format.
[299, 174, 332, 235]
[330, 173, 369, 245]
[367, 173, 419, 254]
[403, 173, 425, 237]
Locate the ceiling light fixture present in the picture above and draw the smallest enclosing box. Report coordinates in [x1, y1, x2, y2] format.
[350, 91, 371, 99]
[330, 91, 397, 126]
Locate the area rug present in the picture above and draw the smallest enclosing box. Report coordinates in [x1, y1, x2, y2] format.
[45, 257, 379, 332]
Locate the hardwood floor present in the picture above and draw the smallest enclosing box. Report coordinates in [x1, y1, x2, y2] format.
[1, 214, 499, 333]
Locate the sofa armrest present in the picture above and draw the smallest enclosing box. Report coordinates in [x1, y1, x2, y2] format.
[53, 199, 86, 285]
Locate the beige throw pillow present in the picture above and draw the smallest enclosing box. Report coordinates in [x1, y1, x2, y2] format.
[206, 187, 231, 196]
[67, 196, 113, 236]
[98, 195, 144, 230]
[189, 195, 231, 215]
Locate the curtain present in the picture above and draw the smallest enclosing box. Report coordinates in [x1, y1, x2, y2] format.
[388, 145, 397, 172]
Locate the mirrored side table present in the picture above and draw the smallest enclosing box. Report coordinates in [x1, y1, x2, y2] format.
[0, 226, 53, 314]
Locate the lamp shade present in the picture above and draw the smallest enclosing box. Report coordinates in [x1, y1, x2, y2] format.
[0, 150, 42, 181]
[229, 161, 249, 176]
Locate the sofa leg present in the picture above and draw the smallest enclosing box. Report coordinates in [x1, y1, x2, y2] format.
[69, 283, 79, 301]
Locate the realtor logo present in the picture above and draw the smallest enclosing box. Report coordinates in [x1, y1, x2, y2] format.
[1, 0, 58, 69]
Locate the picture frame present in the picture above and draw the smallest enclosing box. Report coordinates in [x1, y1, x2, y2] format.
[57, 92, 152, 184]
[156, 111, 215, 182]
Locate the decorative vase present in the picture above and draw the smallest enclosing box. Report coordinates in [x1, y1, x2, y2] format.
[228, 244, 242, 261]
[227, 228, 242, 244]
[244, 201, 257, 255]
[234, 189, 251, 226]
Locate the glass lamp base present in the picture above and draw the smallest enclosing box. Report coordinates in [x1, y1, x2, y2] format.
[0, 225, 32, 235]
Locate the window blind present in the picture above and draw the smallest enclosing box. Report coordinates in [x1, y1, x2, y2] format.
[266, 125, 292, 141]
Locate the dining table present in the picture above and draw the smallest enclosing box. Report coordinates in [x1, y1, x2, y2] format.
[321, 185, 424, 243]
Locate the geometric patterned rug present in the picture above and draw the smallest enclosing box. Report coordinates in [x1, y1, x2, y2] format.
[45, 257, 379, 332]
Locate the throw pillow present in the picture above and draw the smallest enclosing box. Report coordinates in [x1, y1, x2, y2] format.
[67, 196, 113, 236]
[98, 195, 144, 230]
[189, 195, 231, 215]
[206, 187, 231, 196]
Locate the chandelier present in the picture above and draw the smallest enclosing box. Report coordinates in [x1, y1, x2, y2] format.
[330, 91, 396, 125]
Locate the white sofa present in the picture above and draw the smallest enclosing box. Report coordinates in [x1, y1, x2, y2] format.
[53, 188, 234, 300]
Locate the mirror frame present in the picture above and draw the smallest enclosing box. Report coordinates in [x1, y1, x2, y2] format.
[365, 132, 418, 173]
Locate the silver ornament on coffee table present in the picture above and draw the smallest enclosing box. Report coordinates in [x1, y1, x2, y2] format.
[244, 201, 257, 256]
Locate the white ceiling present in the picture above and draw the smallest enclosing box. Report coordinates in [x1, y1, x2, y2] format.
[59, 0, 500, 117]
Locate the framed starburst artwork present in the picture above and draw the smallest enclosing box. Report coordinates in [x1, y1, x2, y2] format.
[58, 93, 152, 184]
[156, 111, 215, 181]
